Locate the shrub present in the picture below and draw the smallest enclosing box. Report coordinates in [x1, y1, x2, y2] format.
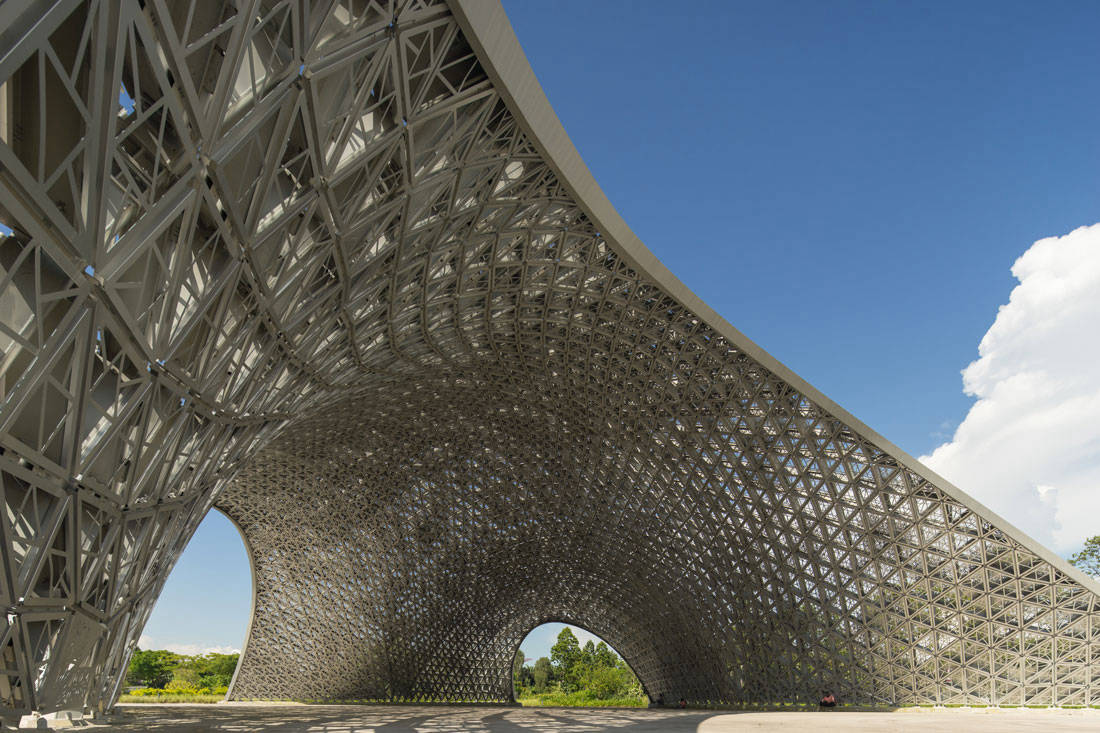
[516, 690, 647, 708]
[164, 679, 198, 693]
[585, 666, 626, 699]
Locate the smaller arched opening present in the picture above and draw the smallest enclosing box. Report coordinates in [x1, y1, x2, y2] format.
[512, 622, 649, 707]
[120, 508, 253, 703]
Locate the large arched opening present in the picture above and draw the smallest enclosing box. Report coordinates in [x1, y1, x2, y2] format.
[512, 622, 649, 707]
[121, 509, 253, 702]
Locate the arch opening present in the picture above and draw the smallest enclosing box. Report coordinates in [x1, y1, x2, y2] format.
[512, 623, 648, 707]
[120, 508, 253, 703]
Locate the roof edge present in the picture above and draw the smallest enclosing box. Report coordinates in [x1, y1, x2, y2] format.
[446, 0, 1100, 595]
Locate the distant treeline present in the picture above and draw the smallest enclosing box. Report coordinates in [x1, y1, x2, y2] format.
[514, 628, 645, 704]
[126, 649, 239, 692]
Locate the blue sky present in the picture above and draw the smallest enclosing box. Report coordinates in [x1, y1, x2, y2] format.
[138, 511, 251, 655]
[141, 1, 1100, 660]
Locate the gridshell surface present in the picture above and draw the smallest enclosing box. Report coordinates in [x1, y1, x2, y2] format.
[0, 0, 1098, 715]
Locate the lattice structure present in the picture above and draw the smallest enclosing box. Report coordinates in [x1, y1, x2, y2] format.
[0, 0, 1097, 716]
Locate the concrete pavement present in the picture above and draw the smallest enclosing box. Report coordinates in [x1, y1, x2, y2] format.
[61, 703, 1100, 732]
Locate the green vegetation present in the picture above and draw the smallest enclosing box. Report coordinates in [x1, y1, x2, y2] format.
[122, 649, 239, 703]
[513, 628, 647, 707]
[125, 632, 648, 707]
[517, 690, 648, 707]
[1069, 536, 1100, 576]
[118, 689, 227, 703]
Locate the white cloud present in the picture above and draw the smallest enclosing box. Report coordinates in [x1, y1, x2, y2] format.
[921, 223, 1100, 553]
[137, 635, 240, 655]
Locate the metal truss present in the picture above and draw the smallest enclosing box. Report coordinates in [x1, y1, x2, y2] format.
[0, 0, 1098, 716]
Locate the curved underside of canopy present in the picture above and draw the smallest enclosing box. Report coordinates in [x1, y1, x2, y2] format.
[0, 0, 1098, 714]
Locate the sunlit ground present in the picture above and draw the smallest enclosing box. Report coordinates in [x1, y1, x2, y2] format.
[93, 703, 1100, 732]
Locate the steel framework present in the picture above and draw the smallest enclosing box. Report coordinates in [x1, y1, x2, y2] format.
[0, 0, 1098, 716]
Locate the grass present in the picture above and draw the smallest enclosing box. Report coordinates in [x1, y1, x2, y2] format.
[119, 687, 228, 704]
[517, 692, 647, 708]
[119, 692, 226, 703]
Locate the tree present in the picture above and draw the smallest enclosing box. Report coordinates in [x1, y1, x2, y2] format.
[593, 641, 617, 669]
[125, 650, 239, 691]
[532, 657, 552, 693]
[551, 628, 584, 691]
[197, 652, 239, 688]
[581, 640, 596, 667]
[1069, 537, 1100, 576]
[512, 648, 534, 695]
[550, 628, 581, 675]
[616, 659, 645, 698]
[181, 652, 240, 689]
[170, 664, 202, 688]
[126, 649, 182, 688]
[586, 665, 626, 699]
[522, 627, 647, 702]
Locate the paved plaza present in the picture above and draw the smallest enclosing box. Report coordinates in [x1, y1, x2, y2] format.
[69, 704, 1100, 732]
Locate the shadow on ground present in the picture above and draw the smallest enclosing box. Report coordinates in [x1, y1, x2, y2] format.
[105, 705, 712, 732]
[96, 703, 1100, 732]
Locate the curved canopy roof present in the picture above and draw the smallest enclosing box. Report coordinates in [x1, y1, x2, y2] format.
[0, 0, 1096, 713]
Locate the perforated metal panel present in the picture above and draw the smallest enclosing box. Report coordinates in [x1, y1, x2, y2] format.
[0, 0, 1098, 714]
